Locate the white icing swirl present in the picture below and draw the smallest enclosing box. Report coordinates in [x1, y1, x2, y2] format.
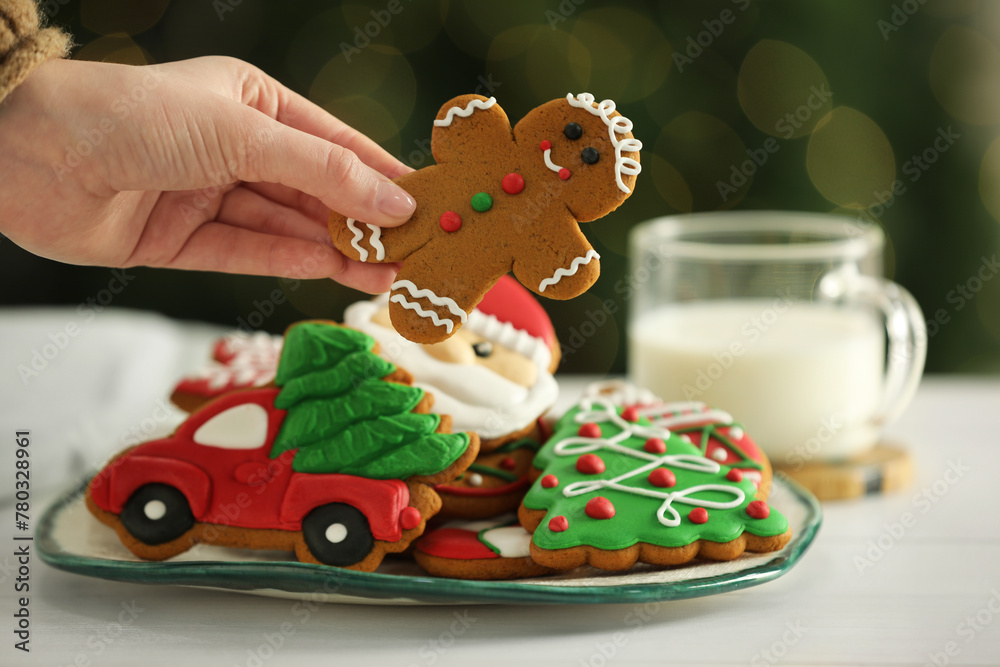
[389, 280, 469, 333]
[552, 399, 747, 528]
[346, 218, 367, 261]
[434, 97, 497, 127]
[565, 93, 642, 194]
[345, 218, 385, 262]
[646, 408, 734, 430]
[368, 224, 384, 260]
[538, 249, 600, 292]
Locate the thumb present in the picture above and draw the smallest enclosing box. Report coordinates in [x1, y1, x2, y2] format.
[223, 102, 415, 228]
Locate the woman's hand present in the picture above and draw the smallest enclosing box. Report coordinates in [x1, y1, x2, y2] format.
[0, 56, 414, 293]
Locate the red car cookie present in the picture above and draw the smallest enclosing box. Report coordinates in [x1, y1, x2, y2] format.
[88, 322, 479, 572]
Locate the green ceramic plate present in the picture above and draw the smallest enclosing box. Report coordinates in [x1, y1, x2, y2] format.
[38, 475, 820, 605]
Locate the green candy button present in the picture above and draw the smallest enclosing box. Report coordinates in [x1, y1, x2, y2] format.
[471, 192, 493, 212]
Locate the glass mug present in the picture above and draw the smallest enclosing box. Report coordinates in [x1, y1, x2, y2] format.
[627, 211, 927, 466]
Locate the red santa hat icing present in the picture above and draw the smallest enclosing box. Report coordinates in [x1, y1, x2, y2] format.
[465, 275, 557, 370]
[478, 276, 554, 346]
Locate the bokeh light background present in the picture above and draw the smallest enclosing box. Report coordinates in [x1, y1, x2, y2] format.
[4, 0, 1000, 375]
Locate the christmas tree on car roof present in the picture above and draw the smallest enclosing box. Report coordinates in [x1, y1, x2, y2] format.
[270, 321, 470, 480]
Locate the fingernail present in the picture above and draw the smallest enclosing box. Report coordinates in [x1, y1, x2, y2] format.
[376, 182, 416, 218]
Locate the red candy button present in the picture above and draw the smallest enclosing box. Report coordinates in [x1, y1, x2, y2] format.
[399, 506, 422, 530]
[746, 500, 770, 519]
[540, 140, 552, 151]
[558, 168, 571, 180]
[726, 469, 744, 482]
[439, 210, 462, 232]
[549, 515, 569, 532]
[688, 508, 709, 524]
[578, 422, 602, 438]
[540, 474, 559, 488]
[576, 453, 606, 474]
[648, 468, 676, 488]
[585, 497, 616, 520]
[621, 406, 640, 422]
[500, 456, 517, 470]
[644, 438, 666, 454]
[501, 172, 525, 195]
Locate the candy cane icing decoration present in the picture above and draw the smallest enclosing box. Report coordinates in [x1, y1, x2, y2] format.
[643, 408, 734, 430]
[434, 97, 497, 127]
[189, 363, 276, 391]
[538, 249, 600, 292]
[555, 399, 746, 528]
[215, 331, 282, 365]
[390, 280, 468, 333]
[566, 93, 642, 194]
[346, 219, 385, 261]
[582, 379, 661, 406]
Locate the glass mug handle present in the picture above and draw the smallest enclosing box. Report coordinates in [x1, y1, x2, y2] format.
[818, 265, 928, 428]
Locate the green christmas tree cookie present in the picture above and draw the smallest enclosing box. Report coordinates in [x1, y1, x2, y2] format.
[271, 322, 471, 480]
[519, 398, 792, 571]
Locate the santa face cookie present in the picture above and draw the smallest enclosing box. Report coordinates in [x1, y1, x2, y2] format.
[329, 92, 641, 344]
[87, 322, 479, 572]
[414, 515, 555, 580]
[345, 275, 559, 449]
[519, 398, 791, 572]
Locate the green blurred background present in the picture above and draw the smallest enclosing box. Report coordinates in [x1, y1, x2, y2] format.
[3, 0, 999, 375]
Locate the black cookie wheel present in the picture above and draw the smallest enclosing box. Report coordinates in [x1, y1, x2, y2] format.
[301, 503, 374, 567]
[120, 483, 195, 546]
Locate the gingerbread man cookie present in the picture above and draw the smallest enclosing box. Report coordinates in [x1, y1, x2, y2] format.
[329, 93, 641, 344]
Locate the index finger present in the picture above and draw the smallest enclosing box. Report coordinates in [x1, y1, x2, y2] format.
[242, 67, 414, 180]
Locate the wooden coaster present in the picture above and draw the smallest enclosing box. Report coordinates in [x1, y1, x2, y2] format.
[773, 443, 914, 501]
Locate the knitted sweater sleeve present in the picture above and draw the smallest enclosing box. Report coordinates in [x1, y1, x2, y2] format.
[0, 0, 70, 104]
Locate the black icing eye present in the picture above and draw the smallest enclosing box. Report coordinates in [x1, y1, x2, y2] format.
[581, 147, 600, 164]
[472, 341, 494, 358]
[563, 122, 583, 140]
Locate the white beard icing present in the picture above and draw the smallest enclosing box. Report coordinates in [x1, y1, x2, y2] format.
[345, 297, 558, 441]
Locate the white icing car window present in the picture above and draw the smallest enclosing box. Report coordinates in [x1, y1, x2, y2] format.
[192, 403, 269, 449]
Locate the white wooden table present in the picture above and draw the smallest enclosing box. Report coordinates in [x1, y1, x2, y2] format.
[2, 312, 998, 666]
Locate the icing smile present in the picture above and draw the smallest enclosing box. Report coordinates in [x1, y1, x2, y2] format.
[539, 140, 571, 181]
